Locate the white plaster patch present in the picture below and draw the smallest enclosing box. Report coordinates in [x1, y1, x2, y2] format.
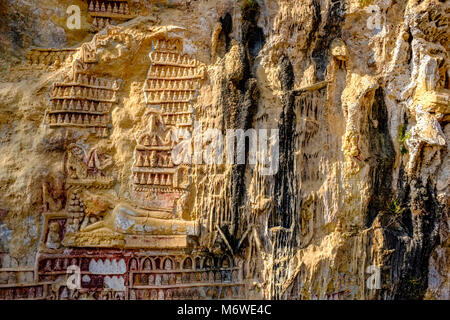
[89, 259, 127, 274]
[116, 212, 135, 231]
[104, 276, 125, 291]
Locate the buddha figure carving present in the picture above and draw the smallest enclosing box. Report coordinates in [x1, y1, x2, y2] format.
[163, 259, 173, 270]
[67, 202, 198, 236]
[143, 259, 152, 270]
[46, 222, 61, 249]
[63, 137, 198, 249]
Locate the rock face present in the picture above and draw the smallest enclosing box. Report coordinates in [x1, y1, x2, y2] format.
[0, 0, 448, 300]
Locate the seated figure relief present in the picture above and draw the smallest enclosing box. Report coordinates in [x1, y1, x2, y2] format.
[65, 144, 113, 180]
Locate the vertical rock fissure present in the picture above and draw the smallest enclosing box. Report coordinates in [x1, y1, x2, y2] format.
[270, 55, 297, 299]
[366, 87, 396, 227]
[311, 0, 346, 81]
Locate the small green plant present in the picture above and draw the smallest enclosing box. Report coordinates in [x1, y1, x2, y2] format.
[383, 199, 407, 228]
[398, 124, 411, 155]
[360, 0, 373, 7]
[387, 200, 406, 216]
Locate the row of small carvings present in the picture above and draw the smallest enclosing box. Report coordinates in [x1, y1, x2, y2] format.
[152, 39, 182, 53]
[146, 90, 196, 102]
[54, 285, 241, 300]
[150, 51, 199, 67]
[130, 285, 242, 300]
[0, 285, 45, 300]
[132, 270, 237, 286]
[135, 151, 174, 168]
[0, 270, 34, 284]
[162, 114, 192, 124]
[38, 260, 126, 276]
[68, 173, 112, 181]
[57, 101, 112, 114]
[129, 256, 234, 271]
[62, 272, 236, 289]
[26, 50, 75, 65]
[38, 255, 234, 272]
[50, 86, 117, 101]
[92, 17, 113, 29]
[159, 102, 193, 113]
[57, 74, 119, 90]
[147, 66, 202, 79]
[0, 254, 32, 268]
[137, 134, 162, 147]
[57, 287, 126, 300]
[48, 100, 112, 113]
[132, 172, 174, 186]
[88, 1, 130, 15]
[37, 266, 237, 281]
[133, 186, 180, 192]
[46, 113, 109, 126]
[145, 79, 198, 91]
[137, 114, 191, 128]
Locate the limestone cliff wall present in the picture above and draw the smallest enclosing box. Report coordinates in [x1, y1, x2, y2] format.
[0, 0, 448, 300]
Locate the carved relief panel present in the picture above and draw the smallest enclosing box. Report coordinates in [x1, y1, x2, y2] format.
[132, 37, 205, 211]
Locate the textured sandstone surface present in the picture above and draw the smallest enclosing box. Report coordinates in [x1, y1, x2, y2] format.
[0, 0, 448, 300]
